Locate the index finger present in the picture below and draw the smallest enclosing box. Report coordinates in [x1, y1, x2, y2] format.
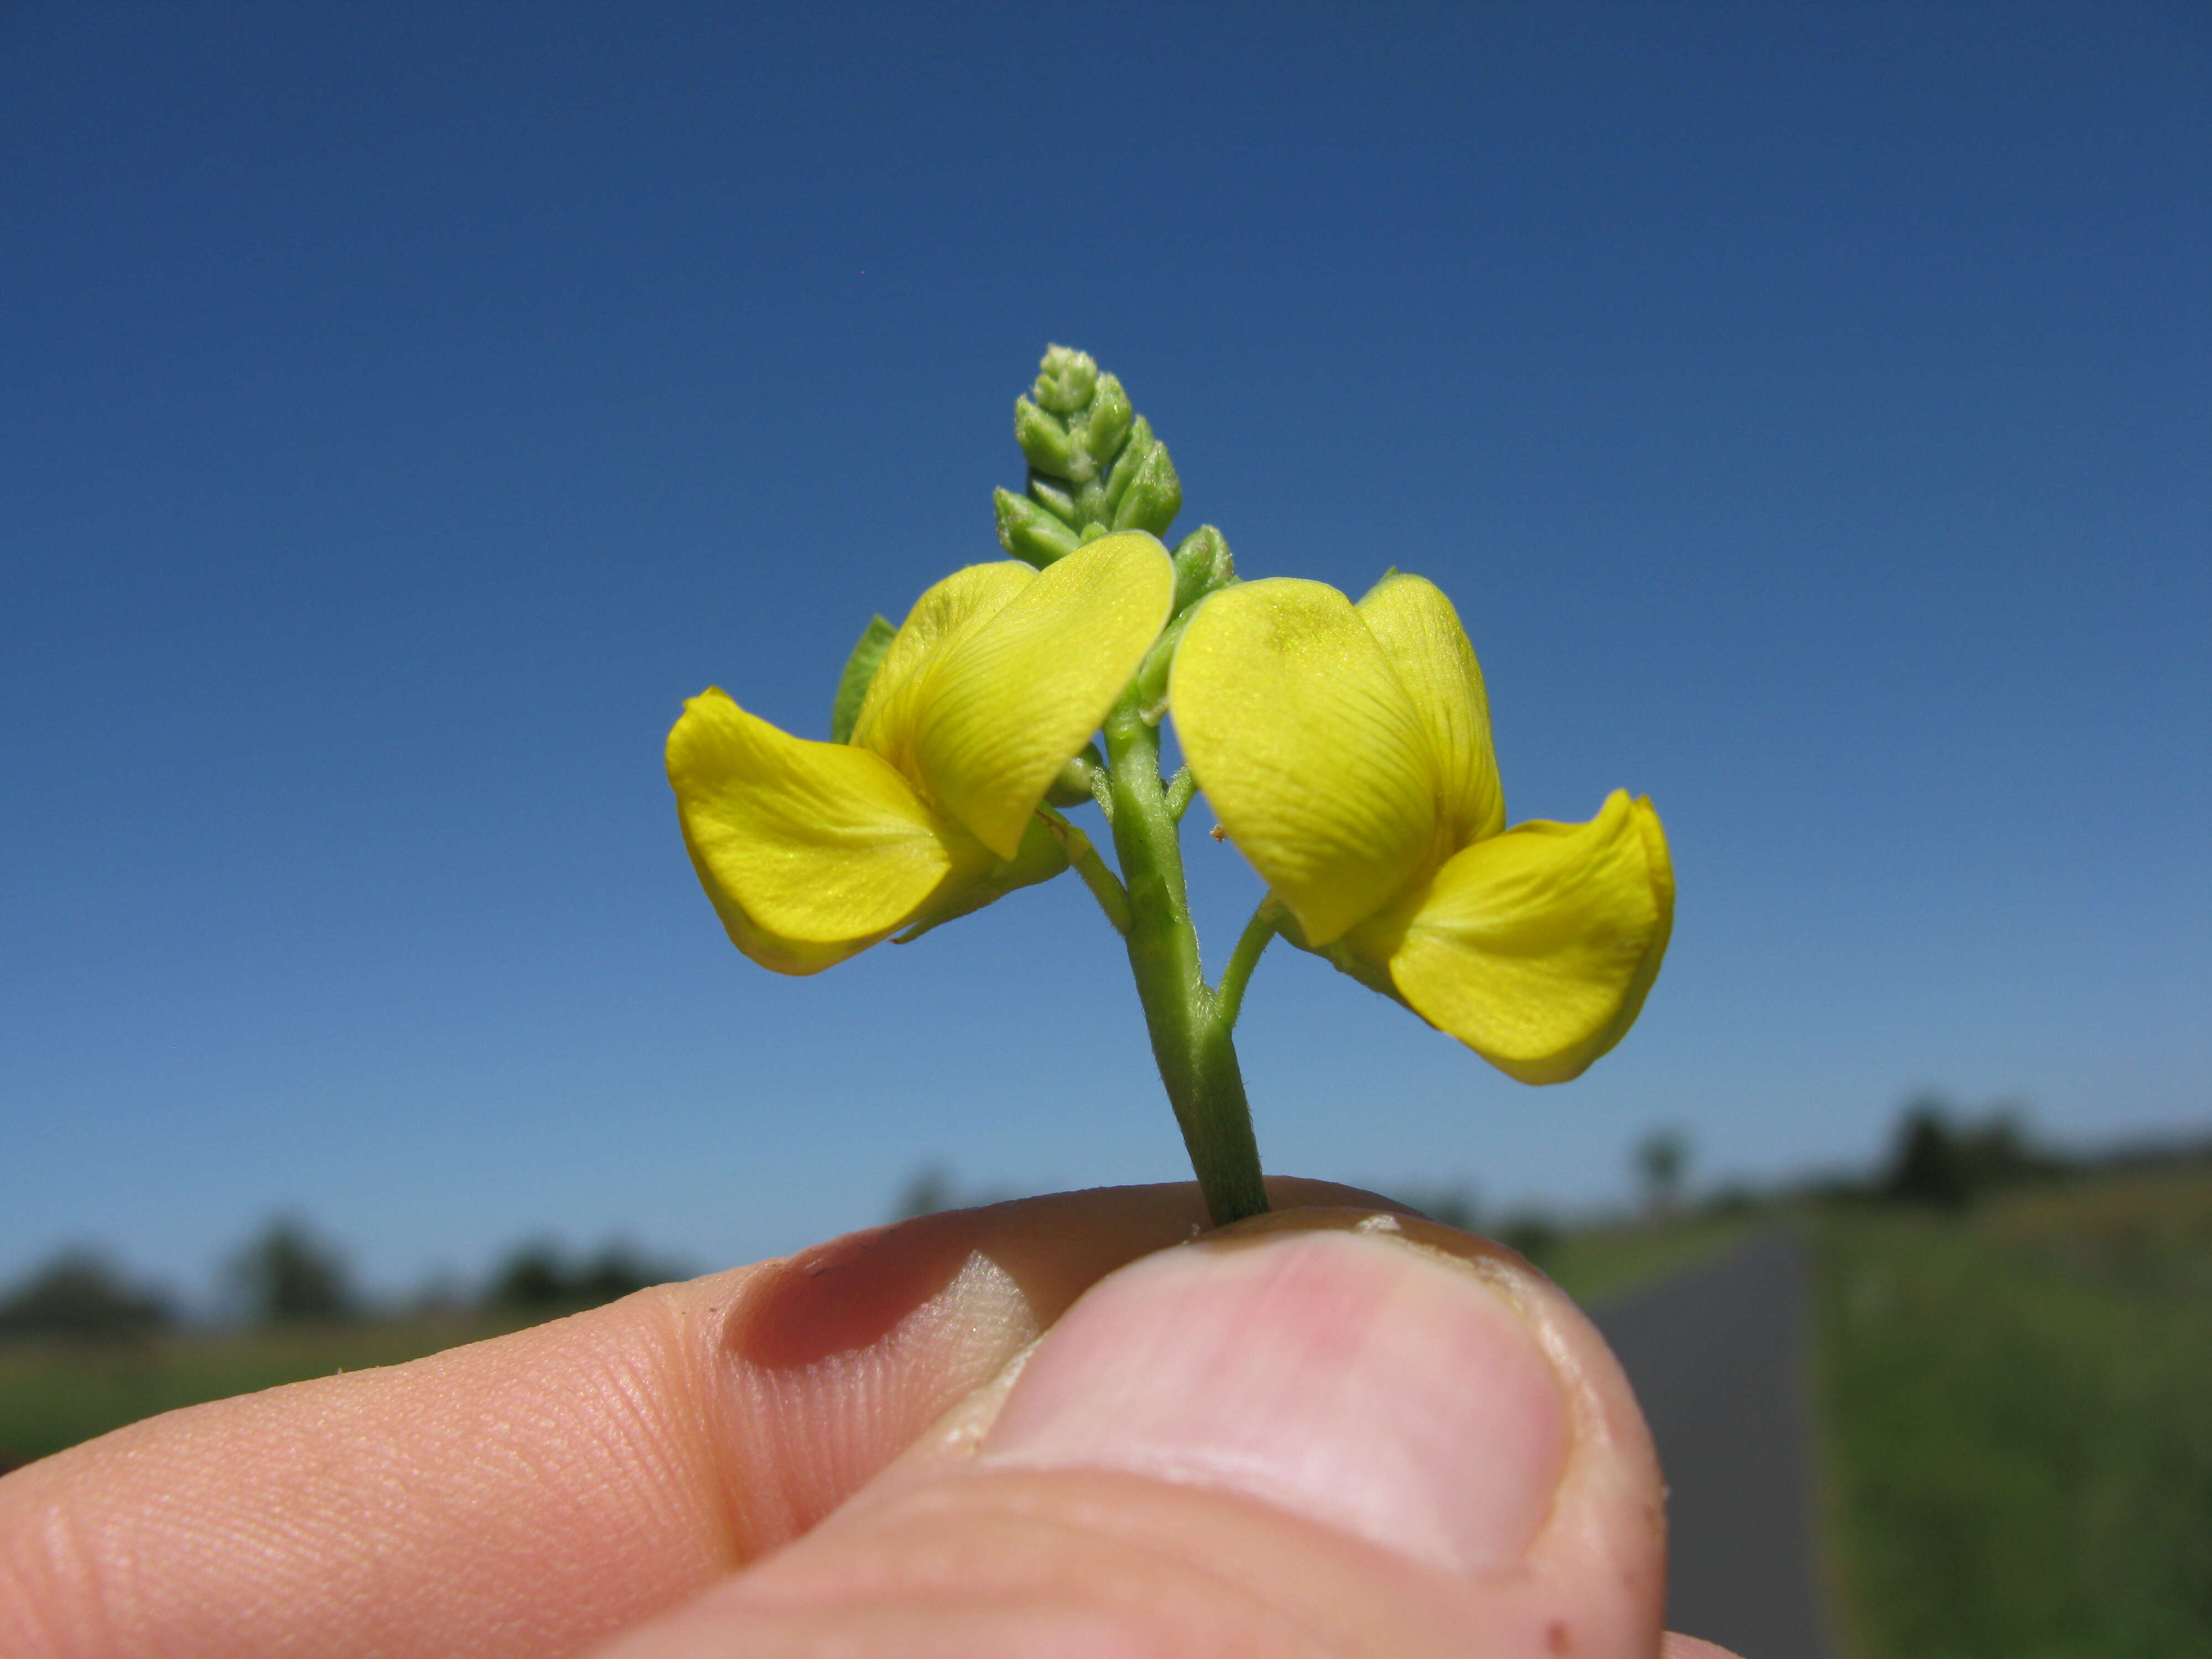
[0, 1178, 1405, 1659]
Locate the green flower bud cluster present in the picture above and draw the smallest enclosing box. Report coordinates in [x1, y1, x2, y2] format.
[992, 348, 1241, 729]
[994, 344, 1182, 566]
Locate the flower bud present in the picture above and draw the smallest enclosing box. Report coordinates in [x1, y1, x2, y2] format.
[1015, 396, 1077, 477]
[995, 487, 1081, 568]
[1103, 419, 1155, 518]
[1077, 373, 1133, 466]
[1033, 344, 1098, 414]
[1171, 525, 1235, 614]
[1133, 607, 1193, 724]
[1028, 475, 1077, 523]
[1112, 440, 1182, 536]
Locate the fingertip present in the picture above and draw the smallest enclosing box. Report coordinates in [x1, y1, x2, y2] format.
[1663, 1635, 1749, 1659]
[609, 1203, 1670, 1659]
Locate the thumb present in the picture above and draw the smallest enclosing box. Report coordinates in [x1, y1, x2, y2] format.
[594, 1207, 1671, 1659]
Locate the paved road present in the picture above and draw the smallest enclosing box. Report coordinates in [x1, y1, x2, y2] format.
[1591, 1232, 1833, 1659]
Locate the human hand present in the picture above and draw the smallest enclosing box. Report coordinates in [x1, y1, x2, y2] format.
[0, 1181, 1743, 1657]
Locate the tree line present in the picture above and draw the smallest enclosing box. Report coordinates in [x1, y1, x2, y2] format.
[8, 1097, 2205, 1343]
[0, 1218, 690, 1343]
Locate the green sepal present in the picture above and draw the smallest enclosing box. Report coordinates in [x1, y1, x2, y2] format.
[891, 813, 1068, 943]
[995, 487, 1081, 568]
[1044, 742, 1106, 806]
[1270, 905, 1416, 1013]
[830, 614, 897, 743]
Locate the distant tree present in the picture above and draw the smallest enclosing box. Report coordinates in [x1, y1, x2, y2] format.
[0, 1250, 169, 1342]
[489, 1241, 569, 1310]
[1499, 1214, 1560, 1267]
[1881, 1098, 1973, 1211]
[408, 1267, 468, 1317]
[487, 1239, 687, 1312]
[1958, 1106, 2063, 1191]
[1635, 1129, 1691, 1218]
[893, 1165, 957, 1220]
[1407, 1185, 1479, 1233]
[572, 1243, 679, 1304]
[229, 1216, 356, 1323]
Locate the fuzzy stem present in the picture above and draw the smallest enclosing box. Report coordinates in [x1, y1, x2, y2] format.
[1037, 807, 1130, 935]
[1213, 898, 1280, 1034]
[1103, 698, 1269, 1225]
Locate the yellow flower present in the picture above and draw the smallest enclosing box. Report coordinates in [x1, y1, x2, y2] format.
[667, 532, 1173, 975]
[1170, 572, 1673, 1083]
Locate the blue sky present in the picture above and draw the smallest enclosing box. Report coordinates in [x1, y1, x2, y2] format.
[4, 2, 2207, 1303]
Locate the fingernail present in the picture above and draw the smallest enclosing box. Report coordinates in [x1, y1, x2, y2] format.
[978, 1213, 1571, 1576]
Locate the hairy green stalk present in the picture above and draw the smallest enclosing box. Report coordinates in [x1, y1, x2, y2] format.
[1102, 697, 1269, 1225]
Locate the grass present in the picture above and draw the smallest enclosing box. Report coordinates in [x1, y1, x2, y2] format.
[1814, 1164, 2212, 1658]
[1525, 1209, 1755, 1307]
[0, 1314, 523, 1469]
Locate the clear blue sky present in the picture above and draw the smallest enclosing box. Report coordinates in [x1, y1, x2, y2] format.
[4, 2, 2206, 1304]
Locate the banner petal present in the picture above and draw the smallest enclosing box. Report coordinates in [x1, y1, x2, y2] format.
[912, 531, 1175, 858]
[1356, 572, 1506, 846]
[851, 561, 1035, 781]
[1172, 578, 1441, 946]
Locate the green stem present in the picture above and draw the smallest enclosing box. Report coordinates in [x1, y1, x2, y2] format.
[1103, 698, 1269, 1225]
[1036, 807, 1130, 935]
[1213, 898, 1280, 1032]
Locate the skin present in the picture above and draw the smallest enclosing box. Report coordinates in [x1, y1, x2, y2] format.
[0, 1180, 1746, 1658]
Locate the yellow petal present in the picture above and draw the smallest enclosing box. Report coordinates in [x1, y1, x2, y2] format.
[851, 560, 1035, 779]
[909, 531, 1174, 858]
[1375, 790, 1674, 1083]
[1171, 578, 1440, 946]
[1356, 572, 1506, 846]
[666, 688, 970, 975]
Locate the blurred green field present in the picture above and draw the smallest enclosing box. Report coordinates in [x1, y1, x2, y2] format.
[1526, 1210, 1755, 1306]
[1815, 1164, 2212, 1658]
[0, 1314, 530, 1469]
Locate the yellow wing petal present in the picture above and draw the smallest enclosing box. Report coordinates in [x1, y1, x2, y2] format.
[851, 560, 1035, 781]
[1171, 578, 1440, 946]
[1356, 572, 1506, 846]
[666, 689, 967, 975]
[911, 531, 1175, 859]
[1376, 790, 1673, 1083]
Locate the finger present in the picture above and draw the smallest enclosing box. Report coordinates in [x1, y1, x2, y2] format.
[0, 1178, 1402, 1659]
[1662, 1637, 1748, 1658]
[594, 1206, 1670, 1659]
